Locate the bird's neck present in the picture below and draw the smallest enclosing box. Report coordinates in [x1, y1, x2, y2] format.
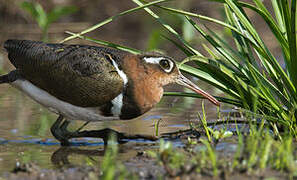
[119, 80, 163, 120]
[130, 79, 163, 113]
[119, 55, 164, 119]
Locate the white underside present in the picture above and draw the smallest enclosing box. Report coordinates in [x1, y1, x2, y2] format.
[109, 58, 128, 116]
[111, 93, 123, 116]
[11, 79, 119, 121]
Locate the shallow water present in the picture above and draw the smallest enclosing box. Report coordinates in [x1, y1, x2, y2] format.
[0, 81, 224, 173]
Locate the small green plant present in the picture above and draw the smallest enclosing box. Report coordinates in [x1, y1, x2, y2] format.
[20, 1, 77, 42]
[154, 118, 162, 136]
[198, 101, 233, 143]
[200, 138, 218, 176]
[273, 136, 295, 172]
[101, 136, 118, 180]
[100, 135, 135, 180]
[208, 128, 233, 141]
[148, 139, 186, 176]
[187, 136, 198, 145]
[198, 101, 212, 142]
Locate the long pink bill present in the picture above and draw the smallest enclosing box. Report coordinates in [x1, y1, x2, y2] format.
[176, 75, 220, 106]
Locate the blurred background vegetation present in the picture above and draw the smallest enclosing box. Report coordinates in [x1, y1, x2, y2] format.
[0, 0, 279, 70]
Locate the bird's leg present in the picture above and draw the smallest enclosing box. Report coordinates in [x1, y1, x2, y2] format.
[50, 115, 64, 140]
[50, 116, 92, 146]
[51, 116, 158, 146]
[60, 119, 71, 131]
[67, 128, 159, 145]
[50, 115, 72, 146]
[75, 121, 90, 133]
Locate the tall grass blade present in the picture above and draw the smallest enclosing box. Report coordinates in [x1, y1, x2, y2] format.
[65, 31, 141, 54]
[60, 0, 173, 43]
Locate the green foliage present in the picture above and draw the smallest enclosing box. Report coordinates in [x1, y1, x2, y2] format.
[132, 0, 297, 135]
[20, 1, 77, 42]
[148, 109, 296, 177]
[148, 126, 297, 177]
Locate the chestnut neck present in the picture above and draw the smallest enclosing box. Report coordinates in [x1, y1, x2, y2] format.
[120, 55, 164, 119]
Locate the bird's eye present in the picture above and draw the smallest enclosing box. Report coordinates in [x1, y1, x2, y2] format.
[159, 59, 170, 70]
[142, 56, 174, 73]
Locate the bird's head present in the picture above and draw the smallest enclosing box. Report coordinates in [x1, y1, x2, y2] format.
[134, 54, 220, 106]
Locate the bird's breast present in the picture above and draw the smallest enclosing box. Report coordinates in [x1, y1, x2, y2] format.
[118, 83, 163, 120]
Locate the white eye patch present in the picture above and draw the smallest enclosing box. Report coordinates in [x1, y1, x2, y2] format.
[143, 57, 174, 73]
[143, 57, 164, 64]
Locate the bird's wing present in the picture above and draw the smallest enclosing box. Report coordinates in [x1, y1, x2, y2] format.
[4, 40, 127, 107]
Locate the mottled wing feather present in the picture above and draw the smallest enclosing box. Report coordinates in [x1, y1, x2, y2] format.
[5, 40, 126, 107]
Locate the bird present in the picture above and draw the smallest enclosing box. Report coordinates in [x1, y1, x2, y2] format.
[1, 39, 220, 145]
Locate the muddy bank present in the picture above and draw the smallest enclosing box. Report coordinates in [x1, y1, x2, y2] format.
[2, 147, 291, 180]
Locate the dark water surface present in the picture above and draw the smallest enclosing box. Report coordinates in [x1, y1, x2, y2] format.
[0, 81, 224, 173]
